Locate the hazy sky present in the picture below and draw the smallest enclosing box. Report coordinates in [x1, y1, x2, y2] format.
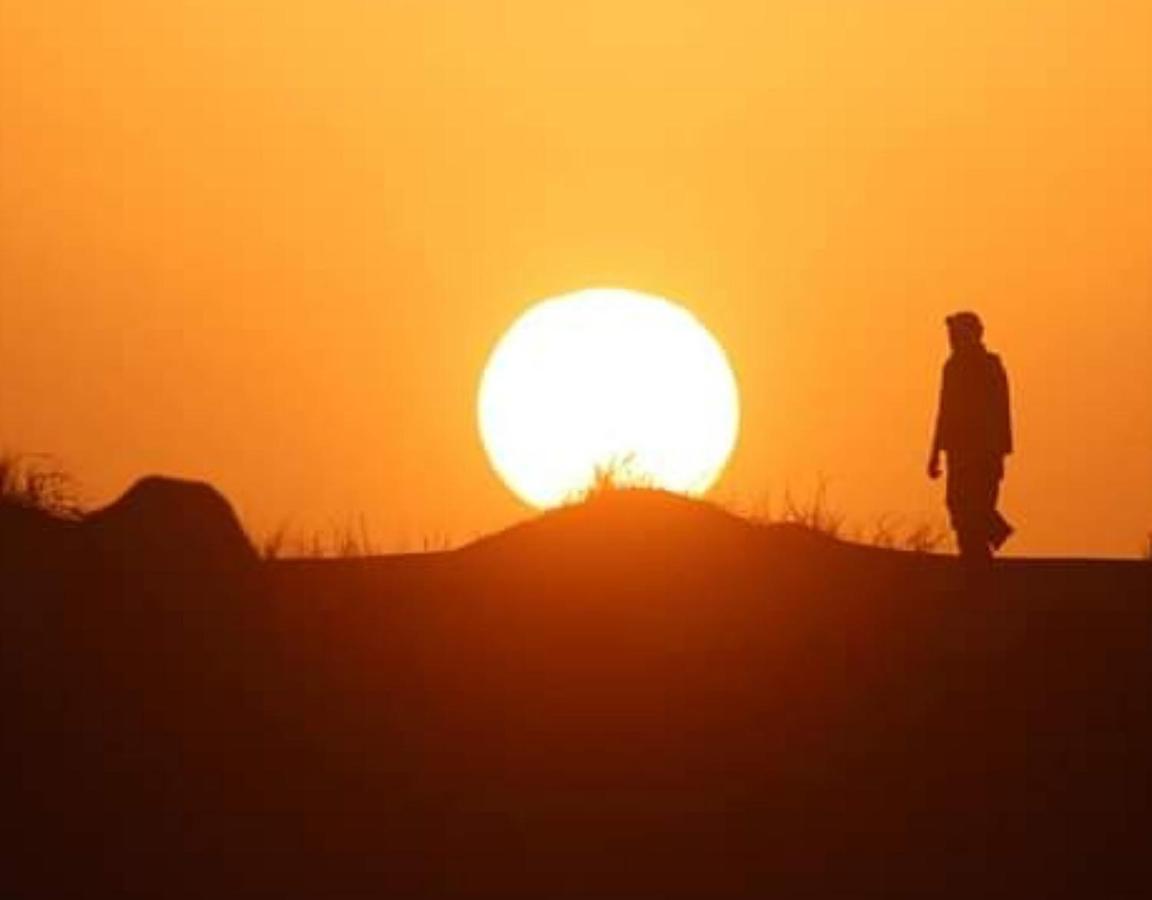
[2, 1, 1149, 556]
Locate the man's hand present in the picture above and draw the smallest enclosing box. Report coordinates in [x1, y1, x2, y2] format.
[927, 453, 942, 480]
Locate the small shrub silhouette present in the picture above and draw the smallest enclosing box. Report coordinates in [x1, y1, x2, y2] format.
[903, 520, 949, 554]
[0, 452, 84, 520]
[780, 481, 844, 538]
[568, 453, 656, 504]
[742, 480, 947, 553]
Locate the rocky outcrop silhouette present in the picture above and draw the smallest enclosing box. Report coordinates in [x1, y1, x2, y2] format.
[82, 476, 256, 577]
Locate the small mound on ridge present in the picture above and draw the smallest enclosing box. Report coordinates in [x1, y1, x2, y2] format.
[463, 487, 843, 569]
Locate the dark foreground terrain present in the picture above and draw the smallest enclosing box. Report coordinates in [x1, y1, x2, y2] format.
[3, 483, 1150, 898]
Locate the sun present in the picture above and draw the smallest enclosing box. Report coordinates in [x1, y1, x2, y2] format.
[478, 288, 741, 509]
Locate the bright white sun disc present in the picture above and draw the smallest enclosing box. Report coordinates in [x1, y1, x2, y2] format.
[478, 288, 741, 508]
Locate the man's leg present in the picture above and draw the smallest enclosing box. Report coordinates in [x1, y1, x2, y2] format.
[947, 460, 981, 563]
[989, 510, 1013, 551]
[957, 524, 993, 564]
[947, 456, 996, 565]
[984, 457, 1013, 550]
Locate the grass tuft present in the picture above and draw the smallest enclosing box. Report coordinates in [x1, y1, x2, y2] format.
[739, 480, 948, 554]
[258, 516, 456, 559]
[567, 453, 656, 504]
[0, 452, 86, 520]
[779, 480, 845, 539]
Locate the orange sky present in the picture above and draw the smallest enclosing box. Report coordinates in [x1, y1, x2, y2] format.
[2, 1, 1149, 556]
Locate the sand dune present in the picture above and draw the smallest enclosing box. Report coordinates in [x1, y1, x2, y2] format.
[3, 487, 1149, 898]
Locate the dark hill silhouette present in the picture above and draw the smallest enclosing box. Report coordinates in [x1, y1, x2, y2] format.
[2, 483, 1149, 899]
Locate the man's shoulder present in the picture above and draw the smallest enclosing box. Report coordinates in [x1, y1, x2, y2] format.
[956, 349, 1005, 367]
[943, 350, 1006, 381]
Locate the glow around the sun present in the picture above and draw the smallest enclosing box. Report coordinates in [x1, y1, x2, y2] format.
[478, 288, 741, 509]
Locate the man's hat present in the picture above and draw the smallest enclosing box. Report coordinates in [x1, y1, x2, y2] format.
[945, 310, 983, 338]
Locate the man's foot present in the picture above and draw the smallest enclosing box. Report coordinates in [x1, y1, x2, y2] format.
[957, 530, 994, 566]
[989, 513, 1014, 551]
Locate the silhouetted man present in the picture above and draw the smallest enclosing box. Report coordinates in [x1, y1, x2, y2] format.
[928, 311, 1013, 563]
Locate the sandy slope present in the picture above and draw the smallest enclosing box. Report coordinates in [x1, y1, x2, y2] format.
[4, 490, 1149, 898]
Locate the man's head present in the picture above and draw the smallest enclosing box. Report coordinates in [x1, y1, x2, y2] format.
[946, 311, 984, 351]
